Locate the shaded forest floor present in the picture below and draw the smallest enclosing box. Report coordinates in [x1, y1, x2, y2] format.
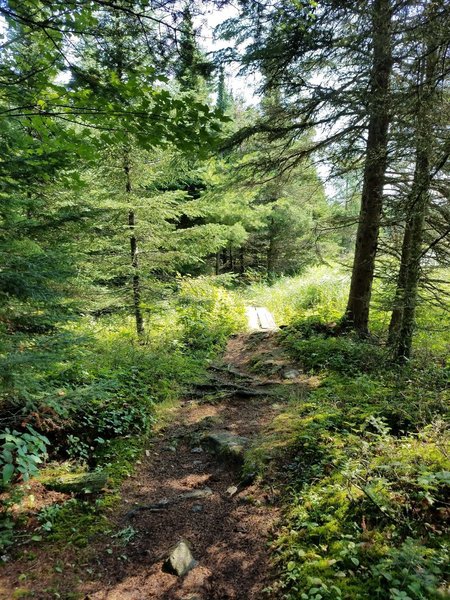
[1, 328, 313, 600]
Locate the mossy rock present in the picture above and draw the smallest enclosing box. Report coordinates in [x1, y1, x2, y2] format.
[42, 471, 108, 494]
[197, 416, 224, 429]
[202, 431, 249, 463]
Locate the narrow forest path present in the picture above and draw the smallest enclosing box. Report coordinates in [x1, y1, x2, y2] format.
[2, 310, 313, 600]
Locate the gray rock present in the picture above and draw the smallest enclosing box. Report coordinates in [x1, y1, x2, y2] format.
[197, 416, 223, 429]
[226, 485, 239, 497]
[42, 471, 108, 494]
[283, 368, 300, 379]
[190, 447, 203, 454]
[202, 431, 249, 462]
[163, 540, 198, 577]
[179, 487, 212, 500]
[192, 504, 203, 513]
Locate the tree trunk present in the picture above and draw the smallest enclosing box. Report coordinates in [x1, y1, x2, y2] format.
[387, 223, 412, 345]
[395, 153, 430, 360]
[221, 247, 228, 271]
[124, 153, 145, 339]
[215, 252, 220, 275]
[229, 243, 234, 272]
[343, 0, 393, 334]
[239, 247, 245, 275]
[267, 216, 276, 283]
[393, 47, 437, 361]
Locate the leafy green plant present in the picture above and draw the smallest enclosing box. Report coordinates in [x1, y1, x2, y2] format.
[37, 503, 66, 532]
[0, 426, 49, 488]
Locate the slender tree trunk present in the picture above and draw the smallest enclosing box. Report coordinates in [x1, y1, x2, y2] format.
[393, 48, 437, 361]
[267, 216, 276, 283]
[395, 153, 430, 360]
[229, 243, 234, 272]
[221, 247, 228, 271]
[387, 223, 412, 345]
[215, 252, 220, 275]
[124, 153, 145, 339]
[239, 247, 245, 275]
[343, 0, 393, 334]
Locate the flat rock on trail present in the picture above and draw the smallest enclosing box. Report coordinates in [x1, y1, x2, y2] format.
[1, 324, 311, 600]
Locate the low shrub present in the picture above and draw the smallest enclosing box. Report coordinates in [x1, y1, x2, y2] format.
[282, 332, 389, 376]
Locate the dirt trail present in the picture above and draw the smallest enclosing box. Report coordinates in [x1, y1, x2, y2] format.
[1, 327, 309, 600]
[81, 330, 296, 600]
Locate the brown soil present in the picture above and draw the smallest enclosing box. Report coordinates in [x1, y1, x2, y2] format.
[0, 331, 308, 600]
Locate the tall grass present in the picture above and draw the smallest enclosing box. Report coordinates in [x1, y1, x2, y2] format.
[245, 265, 349, 325]
[244, 264, 449, 357]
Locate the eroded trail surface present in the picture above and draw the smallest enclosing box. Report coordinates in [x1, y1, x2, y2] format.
[2, 328, 310, 600]
[82, 331, 304, 600]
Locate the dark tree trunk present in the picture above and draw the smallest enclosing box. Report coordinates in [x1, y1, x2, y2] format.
[392, 47, 437, 362]
[395, 152, 430, 361]
[343, 0, 393, 334]
[215, 252, 220, 275]
[229, 243, 234, 272]
[124, 154, 145, 339]
[239, 247, 245, 275]
[221, 247, 228, 271]
[267, 216, 276, 283]
[387, 223, 412, 345]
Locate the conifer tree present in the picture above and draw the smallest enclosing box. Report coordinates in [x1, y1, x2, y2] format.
[387, 1, 449, 360]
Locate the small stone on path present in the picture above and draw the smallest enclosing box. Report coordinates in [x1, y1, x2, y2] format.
[190, 447, 203, 454]
[226, 485, 239, 497]
[163, 540, 198, 577]
[179, 487, 212, 500]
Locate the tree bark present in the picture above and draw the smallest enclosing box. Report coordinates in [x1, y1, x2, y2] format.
[229, 242, 234, 272]
[343, 0, 393, 334]
[387, 222, 412, 345]
[221, 247, 228, 271]
[239, 246, 245, 275]
[267, 215, 276, 283]
[395, 153, 430, 360]
[392, 47, 438, 361]
[124, 153, 145, 339]
[215, 251, 220, 275]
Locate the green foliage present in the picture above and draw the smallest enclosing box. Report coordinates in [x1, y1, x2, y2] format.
[257, 296, 449, 599]
[178, 277, 247, 352]
[0, 274, 246, 551]
[0, 427, 49, 488]
[282, 334, 389, 376]
[272, 415, 449, 599]
[246, 266, 349, 325]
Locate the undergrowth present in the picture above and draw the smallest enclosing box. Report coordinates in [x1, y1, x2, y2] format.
[258, 320, 449, 599]
[0, 277, 245, 553]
